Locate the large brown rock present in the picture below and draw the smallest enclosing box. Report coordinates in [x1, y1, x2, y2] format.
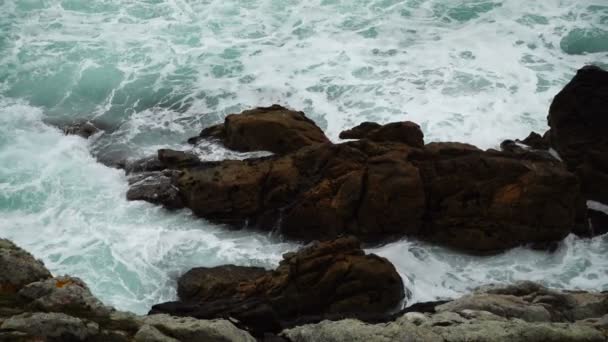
[150, 237, 406, 336]
[129, 135, 580, 252]
[190, 105, 330, 154]
[549, 65, 608, 204]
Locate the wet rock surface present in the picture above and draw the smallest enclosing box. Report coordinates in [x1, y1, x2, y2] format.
[189, 105, 330, 154]
[151, 237, 406, 336]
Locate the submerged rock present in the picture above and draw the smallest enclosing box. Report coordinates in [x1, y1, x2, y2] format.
[151, 237, 406, 336]
[62, 121, 101, 139]
[189, 105, 330, 154]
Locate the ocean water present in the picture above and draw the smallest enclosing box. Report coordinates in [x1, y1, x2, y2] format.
[1, 0, 607, 314]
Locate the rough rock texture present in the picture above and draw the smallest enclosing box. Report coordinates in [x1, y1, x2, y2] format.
[548, 65, 608, 205]
[139, 314, 256, 342]
[0, 239, 51, 294]
[190, 105, 330, 154]
[1, 312, 100, 341]
[129, 134, 580, 252]
[151, 237, 405, 336]
[178, 266, 268, 302]
[283, 282, 608, 342]
[339, 121, 425, 148]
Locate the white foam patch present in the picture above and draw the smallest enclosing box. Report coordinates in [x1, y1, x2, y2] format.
[370, 234, 608, 306]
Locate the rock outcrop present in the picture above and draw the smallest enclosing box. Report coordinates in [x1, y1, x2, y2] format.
[283, 281, 608, 342]
[151, 237, 405, 336]
[128, 119, 580, 252]
[188, 105, 330, 154]
[339, 121, 425, 147]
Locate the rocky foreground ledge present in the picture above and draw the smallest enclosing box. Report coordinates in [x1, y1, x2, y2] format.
[2, 238, 608, 341]
[116, 65, 608, 253]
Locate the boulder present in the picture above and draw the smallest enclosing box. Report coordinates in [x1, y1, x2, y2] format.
[177, 266, 268, 302]
[150, 237, 406, 336]
[339, 121, 424, 147]
[0, 239, 51, 294]
[548, 65, 608, 204]
[190, 105, 330, 154]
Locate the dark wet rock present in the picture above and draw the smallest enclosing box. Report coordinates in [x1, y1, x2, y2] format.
[158, 149, 201, 169]
[126, 171, 184, 209]
[339, 122, 382, 139]
[340, 121, 424, 147]
[520, 131, 551, 150]
[0, 239, 51, 294]
[177, 266, 268, 302]
[151, 237, 406, 336]
[189, 105, 330, 154]
[63, 121, 101, 139]
[548, 65, 608, 204]
[130, 130, 580, 252]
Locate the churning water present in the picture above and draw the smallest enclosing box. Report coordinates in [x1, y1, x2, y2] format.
[1, 0, 607, 314]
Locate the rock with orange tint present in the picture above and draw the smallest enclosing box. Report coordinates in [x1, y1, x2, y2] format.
[19, 276, 113, 319]
[0, 239, 51, 294]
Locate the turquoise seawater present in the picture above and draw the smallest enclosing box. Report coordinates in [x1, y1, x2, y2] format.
[1, 0, 607, 314]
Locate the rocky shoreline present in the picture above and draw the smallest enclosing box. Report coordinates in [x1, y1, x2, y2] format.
[2, 238, 608, 341]
[6, 65, 606, 341]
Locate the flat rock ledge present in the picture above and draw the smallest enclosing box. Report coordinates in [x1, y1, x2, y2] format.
[3, 238, 608, 341]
